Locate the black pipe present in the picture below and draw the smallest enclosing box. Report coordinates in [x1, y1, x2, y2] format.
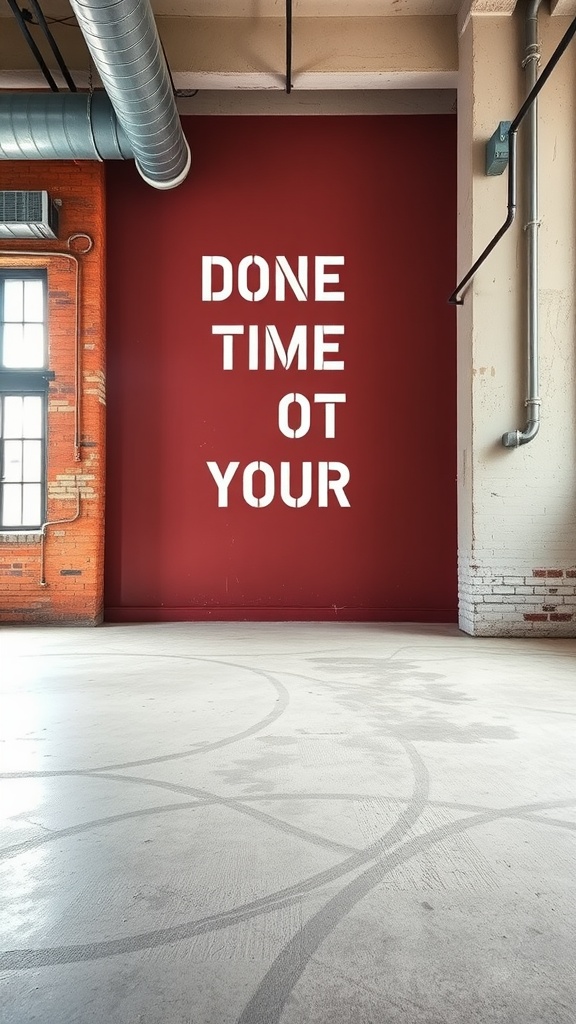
[6, 0, 59, 92]
[27, 0, 77, 92]
[449, 13, 576, 305]
[286, 0, 292, 94]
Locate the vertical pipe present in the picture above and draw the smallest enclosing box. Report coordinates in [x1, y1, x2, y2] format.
[525, 0, 541, 436]
[0, 234, 94, 461]
[286, 0, 292, 94]
[502, 0, 543, 447]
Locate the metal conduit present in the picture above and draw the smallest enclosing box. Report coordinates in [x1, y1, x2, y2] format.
[0, 234, 94, 463]
[502, 0, 543, 447]
[0, 93, 132, 161]
[449, 13, 576, 305]
[67, 0, 191, 188]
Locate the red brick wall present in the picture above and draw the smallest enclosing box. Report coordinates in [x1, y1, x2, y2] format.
[0, 161, 105, 624]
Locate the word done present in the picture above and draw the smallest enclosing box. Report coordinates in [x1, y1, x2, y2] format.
[203, 255, 345, 303]
[207, 460, 351, 508]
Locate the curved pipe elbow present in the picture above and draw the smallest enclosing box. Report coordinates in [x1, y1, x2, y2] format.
[136, 139, 192, 190]
[502, 419, 540, 447]
[68, 0, 189, 189]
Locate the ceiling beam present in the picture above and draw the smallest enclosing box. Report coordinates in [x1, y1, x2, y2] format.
[0, 15, 457, 89]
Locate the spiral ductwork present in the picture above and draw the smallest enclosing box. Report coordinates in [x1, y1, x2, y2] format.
[0, 0, 190, 188]
[0, 92, 133, 162]
[67, 0, 190, 188]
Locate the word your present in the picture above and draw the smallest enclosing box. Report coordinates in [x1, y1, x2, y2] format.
[202, 255, 345, 303]
[207, 461, 351, 508]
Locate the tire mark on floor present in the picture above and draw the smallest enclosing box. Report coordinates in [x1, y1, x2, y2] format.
[2, 793, 575, 972]
[0, 736, 428, 970]
[234, 795, 576, 1024]
[0, 657, 290, 778]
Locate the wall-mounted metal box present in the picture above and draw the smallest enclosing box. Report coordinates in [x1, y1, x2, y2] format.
[486, 122, 512, 176]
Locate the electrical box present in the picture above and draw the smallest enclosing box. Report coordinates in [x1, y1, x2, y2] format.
[485, 122, 512, 176]
[0, 190, 59, 239]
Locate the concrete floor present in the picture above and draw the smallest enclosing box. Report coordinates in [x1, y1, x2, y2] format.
[1, 623, 576, 1024]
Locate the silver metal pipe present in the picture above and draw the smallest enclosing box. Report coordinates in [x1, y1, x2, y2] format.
[0, 234, 94, 463]
[502, 0, 543, 448]
[67, 0, 190, 188]
[0, 92, 132, 161]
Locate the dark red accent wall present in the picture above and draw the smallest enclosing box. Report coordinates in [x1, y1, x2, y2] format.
[105, 115, 456, 621]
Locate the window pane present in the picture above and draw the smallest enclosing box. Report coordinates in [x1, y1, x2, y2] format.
[23, 440, 41, 481]
[22, 483, 41, 526]
[24, 280, 44, 323]
[3, 280, 23, 322]
[2, 483, 22, 527]
[22, 324, 45, 367]
[1, 395, 44, 528]
[3, 396, 23, 439]
[2, 323, 23, 367]
[23, 396, 43, 439]
[3, 323, 44, 368]
[3, 440, 23, 482]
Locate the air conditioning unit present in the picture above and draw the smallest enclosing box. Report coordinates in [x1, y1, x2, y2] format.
[0, 190, 59, 239]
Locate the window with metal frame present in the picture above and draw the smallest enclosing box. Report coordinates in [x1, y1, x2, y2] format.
[0, 270, 51, 530]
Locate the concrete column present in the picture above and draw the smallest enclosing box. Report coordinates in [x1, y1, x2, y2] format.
[457, 11, 576, 636]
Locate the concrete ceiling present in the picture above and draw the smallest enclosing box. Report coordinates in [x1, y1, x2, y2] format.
[0, 0, 462, 93]
[3, 0, 572, 97]
[0, 0, 462, 17]
[141, 0, 458, 14]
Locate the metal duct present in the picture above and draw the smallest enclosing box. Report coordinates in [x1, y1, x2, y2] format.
[0, 93, 132, 161]
[67, 0, 191, 189]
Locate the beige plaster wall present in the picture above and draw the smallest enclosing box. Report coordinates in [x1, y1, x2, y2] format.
[457, 12, 576, 635]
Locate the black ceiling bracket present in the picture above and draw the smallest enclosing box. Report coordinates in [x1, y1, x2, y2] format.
[286, 0, 292, 94]
[6, 0, 59, 91]
[27, 0, 78, 92]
